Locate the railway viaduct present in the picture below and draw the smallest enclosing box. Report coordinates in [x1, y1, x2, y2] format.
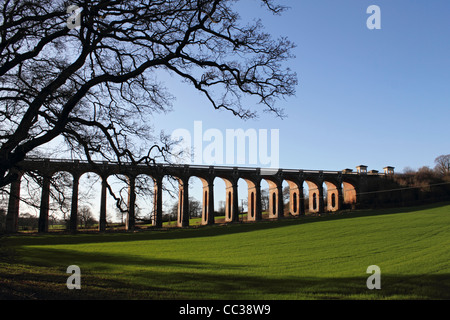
[4, 158, 395, 233]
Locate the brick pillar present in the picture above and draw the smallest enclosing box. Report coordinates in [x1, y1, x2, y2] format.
[247, 180, 262, 222]
[318, 184, 324, 213]
[342, 182, 357, 207]
[177, 177, 190, 227]
[153, 176, 163, 228]
[69, 174, 80, 232]
[308, 182, 324, 214]
[6, 171, 22, 233]
[289, 182, 304, 216]
[99, 176, 107, 232]
[268, 181, 284, 219]
[225, 179, 239, 223]
[326, 182, 341, 212]
[202, 178, 215, 226]
[126, 175, 136, 231]
[337, 184, 344, 211]
[299, 184, 306, 215]
[38, 175, 51, 233]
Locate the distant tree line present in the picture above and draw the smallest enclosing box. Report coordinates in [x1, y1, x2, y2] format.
[361, 154, 450, 208]
[0, 204, 98, 232]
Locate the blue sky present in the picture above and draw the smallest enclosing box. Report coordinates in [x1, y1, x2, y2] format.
[153, 0, 450, 173]
[16, 1, 450, 219]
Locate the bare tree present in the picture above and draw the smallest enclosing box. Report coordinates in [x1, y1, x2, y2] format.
[78, 205, 97, 228]
[189, 196, 202, 218]
[261, 188, 269, 211]
[0, 0, 297, 191]
[434, 154, 450, 176]
[4, 170, 73, 221]
[169, 201, 179, 221]
[217, 200, 225, 215]
[115, 206, 125, 224]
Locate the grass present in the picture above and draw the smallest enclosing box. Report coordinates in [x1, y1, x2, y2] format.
[162, 213, 247, 227]
[1, 202, 449, 300]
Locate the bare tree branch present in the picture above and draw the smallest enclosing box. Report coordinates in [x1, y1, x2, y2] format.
[0, 0, 297, 192]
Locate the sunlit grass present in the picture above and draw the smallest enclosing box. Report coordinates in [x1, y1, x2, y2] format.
[1, 202, 449, 299]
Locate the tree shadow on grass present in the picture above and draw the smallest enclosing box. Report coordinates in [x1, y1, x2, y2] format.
[4, 202, 450, 247]
[16, 246, 247, 271]
[1, 246, 449, 300]
[1, 264, 449, 300]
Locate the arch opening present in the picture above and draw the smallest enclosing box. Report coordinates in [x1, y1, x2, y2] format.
[305, 180, 322, 214]
[324, 180, 340, 213]
[251, 192, 255, 218]
[285, 179, 303, 217]
[312, 193, 317, 211]
[293, 192, 297, 213]
[342, 181, 357, 209]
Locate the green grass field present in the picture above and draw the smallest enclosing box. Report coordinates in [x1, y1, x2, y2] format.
[1, 202, 449, 300]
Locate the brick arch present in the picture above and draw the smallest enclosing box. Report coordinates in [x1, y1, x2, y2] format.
[342, 180, 358, 208]
[5, 158, 390, 233]
[187, 175, 215, 226]
[283, 179, 305, 216]
[214, 176, 239, 223]
[323, 179, 341, 212]
[261, 178, 282, 219]
[305, 180, 323, 214]
[242, 178, 262, 222]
